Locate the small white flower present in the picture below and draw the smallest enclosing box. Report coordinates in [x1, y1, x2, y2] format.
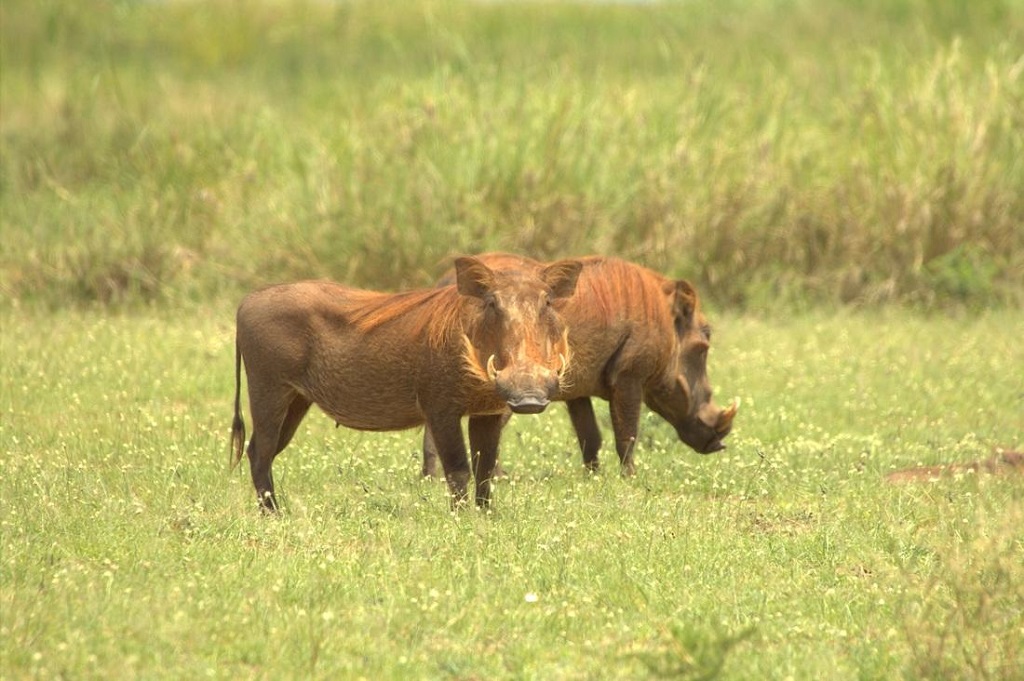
[524, 592, 539, 603]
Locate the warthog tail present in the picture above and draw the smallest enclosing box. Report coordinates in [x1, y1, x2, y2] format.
[230, 336, 246, 470]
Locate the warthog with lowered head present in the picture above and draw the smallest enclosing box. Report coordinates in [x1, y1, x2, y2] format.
[423, 254, 737, 476]
[231, 256, 583, 510]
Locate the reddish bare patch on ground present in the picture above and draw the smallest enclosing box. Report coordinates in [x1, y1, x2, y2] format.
[885, 449, 1024, 483]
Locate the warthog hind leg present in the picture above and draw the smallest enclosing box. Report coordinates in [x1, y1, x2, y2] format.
[567, 397, 603, 472]
[247, 389, 310, 512]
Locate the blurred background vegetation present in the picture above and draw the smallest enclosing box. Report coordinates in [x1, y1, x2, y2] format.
[2, 0, 1022, 310]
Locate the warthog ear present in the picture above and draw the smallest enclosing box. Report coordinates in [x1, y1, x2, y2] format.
[454, 256, 496, 298]
[664, 279, 699, 324]
[542, 259, 583, 299]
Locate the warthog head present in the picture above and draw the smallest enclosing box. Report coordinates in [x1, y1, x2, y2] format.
[645, 280, 738, 453]
[456, 256, 583, 414]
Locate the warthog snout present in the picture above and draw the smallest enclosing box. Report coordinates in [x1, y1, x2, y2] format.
[489, 359, 560, 414]
[507, 395, 550, 414]
[678, 398, 740, 454]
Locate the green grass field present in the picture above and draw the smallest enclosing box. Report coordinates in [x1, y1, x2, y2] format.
[2, 0, 1023, 678]
[2, 308, 1022, 679]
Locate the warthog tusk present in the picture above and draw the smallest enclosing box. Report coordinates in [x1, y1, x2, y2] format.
[558, 353, 568, 377]
[486, 354, 498, 381]
[716, 398, 740, 434]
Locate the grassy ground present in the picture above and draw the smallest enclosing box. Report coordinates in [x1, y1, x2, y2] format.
[2, 307, 1022, 679]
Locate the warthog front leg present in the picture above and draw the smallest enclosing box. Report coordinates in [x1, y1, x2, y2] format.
[422, 428, 440, 478]
[567, 397, 603, 472]
[426, 416, 471, 508]
[609, 380, 643, 476]
[424, 417, 511, 482]
[468, 414, 505, 507]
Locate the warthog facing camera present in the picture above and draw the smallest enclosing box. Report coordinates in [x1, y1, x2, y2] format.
[231, 256, 582, 510]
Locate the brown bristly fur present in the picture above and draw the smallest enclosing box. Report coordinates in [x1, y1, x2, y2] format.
[345, 285, 465, 349]
[460, 333, 492, 385]
[553, 328, 574, 391]
[572, 257, 676, 329]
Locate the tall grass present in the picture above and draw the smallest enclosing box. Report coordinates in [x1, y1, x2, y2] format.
[2, 0, 1023, 310]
